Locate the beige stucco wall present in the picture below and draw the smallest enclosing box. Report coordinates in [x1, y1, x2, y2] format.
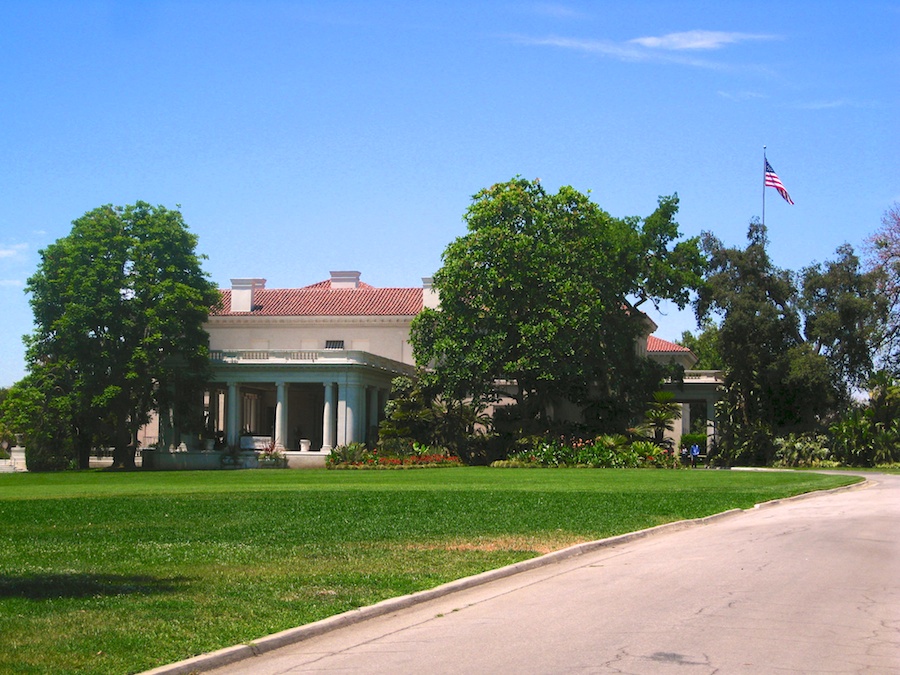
[205, 316, 417, 365]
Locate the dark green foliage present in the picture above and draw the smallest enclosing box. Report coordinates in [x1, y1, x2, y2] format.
[696, 222, 884, 464]
[1, 367, 76, 470]
[580, 353, 669, 435]
[12, 202, 219, 469]
[326, 441, 462, 469]
[773, 434, 834, 468]
[327, 442, 371, 465]
[379, 375, 493, 462]
[863, 202, 900, 372]
[413, 178, 704, 438]
[828, 407, 900, 466]
[677, 321, 724, 370]
[502, 434, 676, 469]
[378, 376, 436, 443]
[800, 244, 886, 388]
[827, 372, 900, 466]
[641, 390, 682, 449]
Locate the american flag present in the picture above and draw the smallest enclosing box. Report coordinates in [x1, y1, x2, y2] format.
[765, 160, 794, 205]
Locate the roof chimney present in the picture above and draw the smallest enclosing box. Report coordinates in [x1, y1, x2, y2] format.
[330, 270, 361, 289]
[230, 278, 266, 312]
[422, 277, 440, 309]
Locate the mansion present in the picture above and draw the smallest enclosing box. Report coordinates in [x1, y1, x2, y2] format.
[148, 271, 722, 466]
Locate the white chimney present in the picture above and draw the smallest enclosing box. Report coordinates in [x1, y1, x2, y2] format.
[330, 271, 361, 289]
[230, 278, 266, 312]
[422, 277, 440, 309]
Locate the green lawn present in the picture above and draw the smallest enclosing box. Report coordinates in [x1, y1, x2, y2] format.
[0, 468, 858, 674]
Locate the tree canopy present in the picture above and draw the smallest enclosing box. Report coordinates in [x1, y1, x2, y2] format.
[677, 320, 724, 371]
[864, 202, 900, 372]
[694, 222, 886, 464]
[10, 202, 219, 468]
[410, 178, 705, 435]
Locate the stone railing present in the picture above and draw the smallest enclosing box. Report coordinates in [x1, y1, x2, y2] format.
[208, 349, 415, 375]
[682, 370, 725, 383]
[210, 349, 320, 362]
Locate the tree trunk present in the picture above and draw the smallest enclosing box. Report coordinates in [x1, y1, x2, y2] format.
[76, 433, 91, 470]
[112, 444, 136, 469]
[112, 418, 136, 469]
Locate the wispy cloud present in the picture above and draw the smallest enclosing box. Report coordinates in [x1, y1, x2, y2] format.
[630, 30, 777, 51]
[515, 35, 733, 70]
[0, 244, 28, 259]
[516, 35, 646, 60]
[514, 29, 780, 70]
[0, 279, 24, 288]
[791, 98, 877, 110]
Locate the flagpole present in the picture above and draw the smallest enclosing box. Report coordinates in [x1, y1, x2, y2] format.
[762, 145, 767, 228]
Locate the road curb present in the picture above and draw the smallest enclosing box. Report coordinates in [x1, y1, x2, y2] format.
[139, 477, 867, 675]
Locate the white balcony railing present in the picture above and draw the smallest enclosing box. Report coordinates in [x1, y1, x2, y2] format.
[208, 349, 415, 374]
[210, 349, 320, 362]
[682, 370, 725, 383]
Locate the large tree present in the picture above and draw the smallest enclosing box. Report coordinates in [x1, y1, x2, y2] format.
[19, 202, 219, 468]
[696, 222, 885, 464]
[677, 320, 724, 370]
[410, 178, 705, 435]
[864, 202, 900, 372]
[800, 244, 886, 388]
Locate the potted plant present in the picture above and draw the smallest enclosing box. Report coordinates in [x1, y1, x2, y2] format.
[257, 439, 287, 468]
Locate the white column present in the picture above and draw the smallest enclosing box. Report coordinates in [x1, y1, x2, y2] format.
[368, 387, 380, 445]
[351, 382, 365, 443]
[216, 390, 226, 434]
[275, 381, 287, 450]
[337, 385, 349, 447]
[337, 380, 363, 446]
[322, 382, 336, 452]
[227, 382, 240, 447]
[706, 399, 717, 447]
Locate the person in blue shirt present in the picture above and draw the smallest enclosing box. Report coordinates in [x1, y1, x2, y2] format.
[690, 443, 700, 468]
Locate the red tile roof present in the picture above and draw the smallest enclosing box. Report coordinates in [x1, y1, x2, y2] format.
[646, 335, 693, 354]
[212, 279, 424, 317]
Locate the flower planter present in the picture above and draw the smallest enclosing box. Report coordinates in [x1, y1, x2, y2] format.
[257, 457, 287, 469]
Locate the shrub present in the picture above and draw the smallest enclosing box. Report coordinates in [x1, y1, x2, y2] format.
[456, 433, 506, 466]
[372, 437, 415, 458]
[631, 440, 677, 469]
[773, 434, 836, 468]
[326, 442, 371, 467]
[327, 441, 462, 469]
[501, 434, 672, 469]
[827, 397, 900, 467]
[734, 421, 777, 466]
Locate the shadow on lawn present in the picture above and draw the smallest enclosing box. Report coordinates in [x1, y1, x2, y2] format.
[0, 573, 192, 600]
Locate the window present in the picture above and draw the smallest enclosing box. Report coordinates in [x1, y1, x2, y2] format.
[325, 340, 345, 350]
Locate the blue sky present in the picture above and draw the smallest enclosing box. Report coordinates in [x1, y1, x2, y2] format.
[1, 1, 897, 386]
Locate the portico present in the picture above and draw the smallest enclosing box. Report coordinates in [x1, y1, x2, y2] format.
[661, 369, 724, 448]
[205, 349, 413, 452]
